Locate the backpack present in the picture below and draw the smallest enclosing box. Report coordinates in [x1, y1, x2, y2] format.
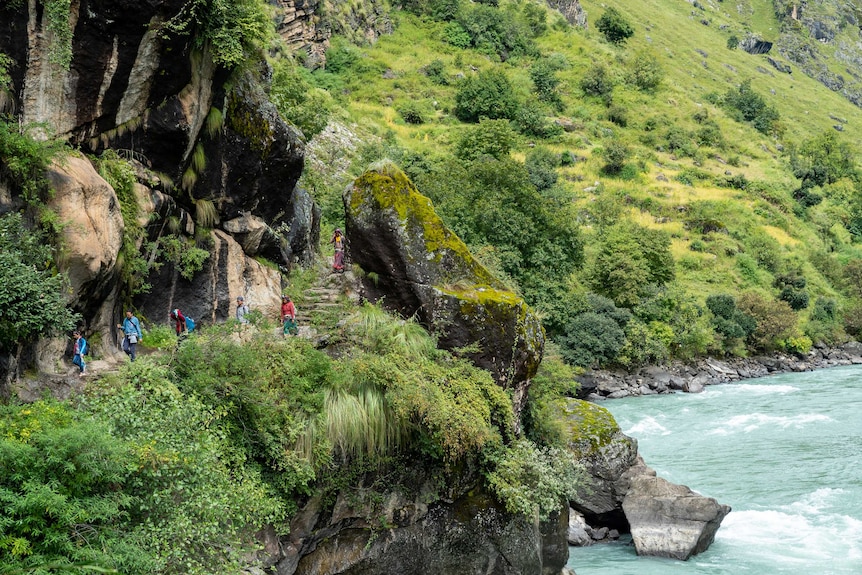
[185, 316, 196, 332]
[80, 337, 89, 356]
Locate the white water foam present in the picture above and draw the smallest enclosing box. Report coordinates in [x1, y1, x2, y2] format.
[708, 412, 832, 435]
[625, 415, 671, 437]
[725, 383, 800, 395]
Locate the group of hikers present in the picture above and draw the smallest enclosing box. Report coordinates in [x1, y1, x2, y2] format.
[71, 229, 345, 375]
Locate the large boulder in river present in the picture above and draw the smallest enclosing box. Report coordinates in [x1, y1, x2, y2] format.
[560, 398, 730, 559]
[623, 472, 731, 560]
[561, 398, 638, 530]
[343, 163, 544, 424]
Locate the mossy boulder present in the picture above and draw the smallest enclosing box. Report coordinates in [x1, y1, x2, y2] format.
[343, 163, 545, 420]
[560, 398, 638, 529]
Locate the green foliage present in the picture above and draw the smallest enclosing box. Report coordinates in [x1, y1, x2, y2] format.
[442, 21, 472, 48]
[0, 117, 64, 206]
[456, 118, 516, 161]
[0, 53, 11, 94]
[455, 3, 535, 60]
[774, 272, 809, 310]
[525, 147, 559, 192]
[736, 291, 798, 352]
[81, 362, 287, 574]
[706, 293, 756, 353]
[96, 151, 150, 296]
[397, 100, 429, 125]
[579, 63, 613, 97]
[423, 59, 449, 85]
[727, 34, 739, 49]
[790, 131, 857, 192]
[558, 293, 631, 367]
[587, 223, 674, 307]
[723, 80, 781, 135]
[596, 7, 634, 45]
[600, 140, 630, 174]
[522, 348, 579, 446]
[484, 439, 582, 520]
[271, 59, 334, 139]
[628, 50, 663, 91]
[157, 234, 209, 280]
[529, 59, 564, 110]
[454, 68, 519, 122]
[0, 213, 79, 350]
[0, 400, 153, 574]
[162, 0, 270, 67]
[44, 0, 73, 69]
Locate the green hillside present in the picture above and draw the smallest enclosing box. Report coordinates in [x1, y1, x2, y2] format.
[280, 0, 862, 366]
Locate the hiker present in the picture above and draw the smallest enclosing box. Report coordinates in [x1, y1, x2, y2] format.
[281, 295, 298, 336]
[236, 296, 250, 324]
[72, 330, 87, 377]
[330, 228, 345, 273]
[170, 308, 188, 337]
[117, 310, 142, 362]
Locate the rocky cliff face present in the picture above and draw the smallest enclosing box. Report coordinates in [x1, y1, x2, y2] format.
[0, 0, 317, 358]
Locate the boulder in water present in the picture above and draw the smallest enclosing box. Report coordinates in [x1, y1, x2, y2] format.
[622, 474, 730, 560]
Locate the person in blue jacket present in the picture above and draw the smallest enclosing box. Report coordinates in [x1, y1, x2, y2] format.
[117, 310, 142, 362]
[72, 330, 87, 376]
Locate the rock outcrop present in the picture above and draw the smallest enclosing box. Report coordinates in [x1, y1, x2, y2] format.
[343, 163, 544, 425]
[561, 398, 730, 560]
[267, 474, 568, 575]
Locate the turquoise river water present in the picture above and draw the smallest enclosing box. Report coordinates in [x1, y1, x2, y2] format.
[567, 364, 862, 574]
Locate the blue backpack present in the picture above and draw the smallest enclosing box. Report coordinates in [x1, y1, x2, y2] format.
[185, 316, 196, 333]
[80, 337, 89, 356]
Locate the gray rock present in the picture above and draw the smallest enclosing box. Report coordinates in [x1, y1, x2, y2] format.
[683, 376, 706, 393]
[622, 475, 730, 560]
[567, 510, 593, 546]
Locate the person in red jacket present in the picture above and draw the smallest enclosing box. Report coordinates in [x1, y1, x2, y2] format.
[169, 308, 187, 336]
[281, 295, 298, 337]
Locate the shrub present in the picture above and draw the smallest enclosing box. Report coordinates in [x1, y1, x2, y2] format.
[431, 0, 461, 21]
[736, 291, 798, 352]
[0, 213, 79, 350]
[397, 100, 426, 124]
[522, 349, 579, 445]
[530, 59, 563, 109]
[558, 294, 632, 367]
[455, 118, 517, 161]
[484, 439, 583, 520]
[0, 400, 153, 573]
[774, 272, 809, 310]
[727, 34, 739, 49]
[696, 123, 725, 148]
[442, 21, 472, 48]
[606, 104, 628, 127]
[0, 117, 64, 205]
[454, 68, 519, 122]
[514, 105, 562, 138]
[628, 50, 663, 90]
[723, 80, 780, 135]
[526, 147, 559, 192]
[423, 59, 449, 85]
[271, 60, 334, 139]
[580, 63, 613, 97]
[596, 7, 634, 45]
[457, 4, 535, 60]
[706, 293, 757, 352]
[600, 140, 630, 174]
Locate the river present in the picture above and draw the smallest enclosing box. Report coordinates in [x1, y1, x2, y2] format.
[567, 364, 862, 574]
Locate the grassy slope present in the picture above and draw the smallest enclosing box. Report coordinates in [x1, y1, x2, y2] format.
[316, 0, 862, 314]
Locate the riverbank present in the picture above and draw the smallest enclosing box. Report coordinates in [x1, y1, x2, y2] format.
[576, 341, 862, 400]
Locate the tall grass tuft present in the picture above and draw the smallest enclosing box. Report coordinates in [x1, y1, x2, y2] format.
[192, 142, 207, 173]
[195, 198, 219, 229]
[347, 304, 437, 358]
[205, 107, 224, 137]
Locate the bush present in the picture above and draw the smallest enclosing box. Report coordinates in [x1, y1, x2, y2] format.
[0, 400, 154, 574]
[514, 105, 562, 138]
[606, 104, 628, 127]
[0, 213, 79, 350]
[596, 7, 634, 45]
[456, 4, 535, 60]
[271, 60, 334, 139]
[723, 80, 780, 135]
[454, 68, 519, 122]
[727, 34, 739, 49]
[628, 50, 663, 90]
[397, 100, 427, 124]
[557, 294, 632, 367]
[530, 59, 563, 109]
[706, 293, 756, 352]
[580, 63, 613, 97]
[0, 117, 64, 205]
[442, 21, 472, 48]
[600, 140, 631, 174]
[455, 118, 517, 161]
[736, 291, 798, 352]
[526, 147, 559, 192]
[423, 59, 449, 85]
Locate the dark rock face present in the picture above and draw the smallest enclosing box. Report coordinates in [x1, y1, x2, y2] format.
[741, 37, 773, 54]
[343, 163, 544, 422]
[274, 485, 568, 575]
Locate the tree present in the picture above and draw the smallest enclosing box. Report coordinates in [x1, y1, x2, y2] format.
[456, 118, 517, 161]
[580, 63, 613, 97]
[736, 291, 798, 352]
[0, 214, 79, 351]
[454, 69, 519, 122]
[596, 7, 634, 45]
[629, 50, 664, 91]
